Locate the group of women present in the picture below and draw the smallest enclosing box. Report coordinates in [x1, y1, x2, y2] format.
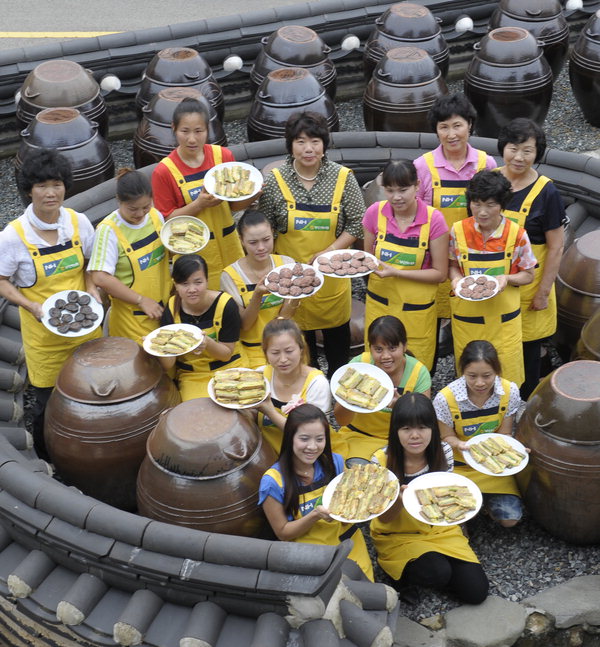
[0, 90, 566, 604]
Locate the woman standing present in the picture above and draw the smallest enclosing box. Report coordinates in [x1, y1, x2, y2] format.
[363, 160, 448, 371]
[0, 149, 102, 458]
[90, 169, 170, 343]
[259, 111, 366, 378]
[497, 118, 566, 399]
[259, 403, 373, 580]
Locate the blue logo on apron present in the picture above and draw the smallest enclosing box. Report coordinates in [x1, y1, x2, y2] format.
[187, 186, 203, 201]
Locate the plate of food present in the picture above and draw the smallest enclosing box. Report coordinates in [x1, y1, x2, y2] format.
[455, 275, 500, 301]
[313, 249, 379, 278]
[330, 362, 394, 413]
[322, 462, 399, 523]
[208, 367, 270, 409]
[462, 433, 529, 477]
[41, 290, 104, 337]
[403, 471, 482, 526]
[143, 324, 203, 357]
[160, 216, 210, 254]
[203, 162, 263, 202]
[264, 262, 324, 299]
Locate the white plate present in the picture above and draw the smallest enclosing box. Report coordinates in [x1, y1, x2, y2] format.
[330, 362, 394, 413]
[263, 262, 324, 300]
[312, 249, 380, 279]
[41, 290, 104, 337]
[322, 467, 399, 523]
[143, 323, 204, 357]
[207, 367, 270, 410]
[455, 275, 499, 301]
[160, 216, 210, 255]
[203, 161, 263, 202]
[403, 471, 482, 526]
[462, 433, 529, 477]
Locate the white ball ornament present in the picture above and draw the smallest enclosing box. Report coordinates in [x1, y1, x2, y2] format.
[455, 15, 474, 34]
[223, 55, 244, 72]
[341, 35, 360, 52]
[100, 74, 121, 92]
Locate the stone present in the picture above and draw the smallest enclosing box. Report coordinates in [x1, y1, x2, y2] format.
[445, 596, 527, 647]
[524, 611, 553, 637]
[394, 616, 446, 647]
[420, 615, 445, 632]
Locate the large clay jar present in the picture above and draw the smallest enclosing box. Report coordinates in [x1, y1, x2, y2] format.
[572, 309, 600, 361]
[515, 361, 600, 544]
[488, 0, 569, 78]
[569, 11, 600, 128]
[363, 47, 447, 132]
[137, 398, 277, 537]
[555, 231, 600, 351]
[44, 337, 181, 511]
[16, 59, 109, 138]
[464, 27, 553, 138]
[247, 68, 339, 142]
[15, 107, 114, 204]
[136, 47, 224, 121]
[364, 3, 449, 81]
[250, 25, 337, 99]
[133, 87, 226, 168]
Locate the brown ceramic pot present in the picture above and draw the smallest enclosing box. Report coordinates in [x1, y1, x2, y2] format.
[250, 26, 337, 99]
[569, 11, 600, 128]
[44, 337, 181, 511]
[363, 47, 447, 132]
[464, 27, 553, 138]
[515, 361, 600, 544]
[16, 59, 108, 138]
[364, 3, 449, 81]
[133, 87, 226, 168]
[136, 47, 224, 121]
[572, 309, 600, 361]
[137, 398, 276, 537]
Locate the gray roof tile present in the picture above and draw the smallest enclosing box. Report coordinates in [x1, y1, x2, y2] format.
[143, 602, 190, 647]
[26, 565, 78, 619]
[40, 517, 114, 560]
[250, 612, 289, 647]
[85, 504, 151, 545]
[204, 533, 270, 569]
[300, 618, 340, 647]
[142, 521, 208, 560]
[181, 600, 227, 646]
[82, 588, 133, 638]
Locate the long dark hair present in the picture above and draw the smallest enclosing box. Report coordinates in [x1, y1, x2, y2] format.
[386, 393, 447, 483]
[459, 340, 502, 376]
[278, 404, 334, 517]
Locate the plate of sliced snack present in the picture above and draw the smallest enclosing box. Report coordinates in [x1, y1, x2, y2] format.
[41, 290, 104, 337]
[204, 162, 263, 201]
[313, 249, 380, 278]
[264, 262, 324, 299]
[208, 367, 270, 409]
[456, 275, 499, 301]
[160, 216, 210, 254]
[462, 433, 529, 477]
[330, 362, 394, 413]
[403, 472, 482, 526]
[143, 324, 203, 357]
[322, 462, 399, 523]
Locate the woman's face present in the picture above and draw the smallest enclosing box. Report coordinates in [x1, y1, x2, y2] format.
[30, 179, 65, 219]
[463, 360, 497, 398]
[383, 183, 419, 216]
[469, 198, 503, 232]
[502, 137, 537, 177]
[241, 222, 274, 261]
[436, 114, 471, 157]
[173, 112, 208, 157]
[292, 419, 327, 470]
[174, 268, 208, 306]
[265, 332, 303, 375]
[291, 131, 324, 170]
[397, 423, 432, 458]
[119, 194, 153, 226]
[370, 337, 406, 375]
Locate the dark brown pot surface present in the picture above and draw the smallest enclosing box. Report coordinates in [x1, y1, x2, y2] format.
[569, 12, 600, 127]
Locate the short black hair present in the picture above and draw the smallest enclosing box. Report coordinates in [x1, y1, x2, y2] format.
[466, 170, 513, 210]
[381, 160, 418, 188]
[172, 253, 208, 284]
[17, 148, 73, 195]
[497, 118, 546, 163]
[172, 97, 209, 129]
[284, 111, 330, 154]
[427, 92, 477, 134]
[115, 168, 152, 202]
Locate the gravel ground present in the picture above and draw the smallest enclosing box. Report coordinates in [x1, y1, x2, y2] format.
[2, 64, 599, 624]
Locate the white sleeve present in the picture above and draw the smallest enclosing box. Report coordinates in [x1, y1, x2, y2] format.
[305, 374, 332, 412]
[433, 391, 453, 427]
[87, 224, 121, 274]
[77, 212, 98, 259]
[507, 382, 522, 417]
[220, 272, 244, 307]
[0, 226, 21, 278]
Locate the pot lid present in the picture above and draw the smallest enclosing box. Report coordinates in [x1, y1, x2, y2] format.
[377, 3, 440, 40]
[257, 68, 326, 104]
[375, 47, 440, 84]
[475, 27, 541, 65]
[263, 25, 329, 66]
[145, 47, 212, 83]
[55, 337, 163, 403]
[498, 0, 562, 21]
[22, 107, 98, 148]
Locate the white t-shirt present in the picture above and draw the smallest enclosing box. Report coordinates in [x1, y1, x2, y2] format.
[256, 365, 332, 413]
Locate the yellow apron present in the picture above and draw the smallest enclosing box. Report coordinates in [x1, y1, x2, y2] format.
[424, 150, 488, 318]
[169, 292, 244, 400]
[11, 211, 101, 388]
[500, 174, 557, 342]
[264, 464, 373, 580]
[331, 351, 423, 460]
[440, 379, 520, 496]
[450, 218, 525, 386]
[159, 146, 244, 290]
[271, 168, 351, 330]
[365, 201, 438, 370]
[222, 254, 286, 369]
[102, 208, 170, 343]
[258, 364, 325, 454]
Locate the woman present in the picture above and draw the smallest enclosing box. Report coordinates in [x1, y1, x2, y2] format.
[371, 393, 488, 604]
[363, 160, 449, 371]
[449, 170, 536, 386]
[259, 403, 373, 580]
[0, 149, 102, 458]
[433, 340, 523, 527]
[256, 318, 330, 454]
[89, 169, 170, 343]
[152, 97, 248, 289]
[413, 93, 497, 319]
[333, 315, 431, 461]
[259, 111, 366, 378]
[158, 254, 244, 400]
[220, 210, 296, 368]
[497, 118, 566, 400]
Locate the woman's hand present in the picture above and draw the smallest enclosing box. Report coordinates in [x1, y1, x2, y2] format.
[373, 262, 397, 279]
[312, 505, 333, 522]
[192, 337, 208, 355]
[457, 440, 469, 451]
[253, 275, 270, 298]
[279, 298, 300, 318]
[192, 188, 223, 212]
[28, 300, 44, 321]
[495, 275, 508, 293]
[529, 290, 549, 311]
[139, 296, 164, 320]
